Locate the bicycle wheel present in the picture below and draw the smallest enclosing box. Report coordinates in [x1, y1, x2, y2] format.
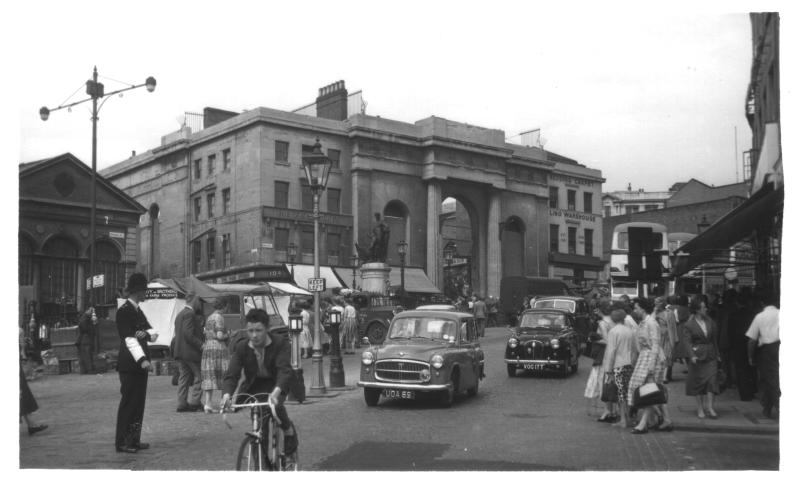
[236, 436, 265, 471]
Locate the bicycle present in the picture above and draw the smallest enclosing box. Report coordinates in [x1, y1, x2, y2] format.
[222, 393, 298, 471]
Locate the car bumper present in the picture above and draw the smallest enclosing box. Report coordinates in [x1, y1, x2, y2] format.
[357, 381, 451, 392]
[504, 358, 567, 366]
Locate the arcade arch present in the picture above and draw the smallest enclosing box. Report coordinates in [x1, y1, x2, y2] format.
[440, 196, 477, 299]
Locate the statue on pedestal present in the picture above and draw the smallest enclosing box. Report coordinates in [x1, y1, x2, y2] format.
[356, 212, 390, 263]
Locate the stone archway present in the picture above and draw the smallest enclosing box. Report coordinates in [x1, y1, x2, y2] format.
[440, 195, 479, 297]
[501, 216, 525, 278]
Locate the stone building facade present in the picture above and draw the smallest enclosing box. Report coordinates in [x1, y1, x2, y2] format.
[101, 82, 604, 297]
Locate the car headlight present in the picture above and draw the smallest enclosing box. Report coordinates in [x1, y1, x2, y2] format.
[431, 354, 444, 369]
[550, 338, 560, 349]
[508, 338, 518, 348]
[420, 369, 431, 382]
[361, 351, 374, 366]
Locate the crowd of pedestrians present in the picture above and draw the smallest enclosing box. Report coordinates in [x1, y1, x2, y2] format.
[584, 287, 780, 435]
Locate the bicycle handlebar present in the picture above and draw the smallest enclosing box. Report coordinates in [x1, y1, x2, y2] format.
[222, 393, 279, 421]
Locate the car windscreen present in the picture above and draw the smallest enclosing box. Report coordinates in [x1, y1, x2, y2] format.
[519, 312, 568, 331]
[388, 317, 457, 341]
[533, 299, 576, 313]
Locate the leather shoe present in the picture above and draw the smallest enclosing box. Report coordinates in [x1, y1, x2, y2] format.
[28, 424, 48, 436]
[631, 427, 648, 435]
[135, 442, 150, 450]
[116, 445, 138, 454]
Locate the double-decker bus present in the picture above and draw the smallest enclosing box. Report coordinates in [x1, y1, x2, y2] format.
[609, 222, 671, 299]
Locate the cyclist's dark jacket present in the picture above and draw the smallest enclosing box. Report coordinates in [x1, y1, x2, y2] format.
[222, 333, 292, 396]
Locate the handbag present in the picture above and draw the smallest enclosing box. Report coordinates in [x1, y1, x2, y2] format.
[633, 382, 668, 408]
[600, 373, 618, 402]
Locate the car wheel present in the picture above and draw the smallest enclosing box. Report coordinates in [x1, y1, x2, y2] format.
[440, 371, 458, 407]
[562, 351, 571, 377]
[366, 322, 387, 344]
[466, 378, 479, 397]
[507, 364, 517, 377]
[364, 388, 381, 407]
[570, 352, 579, 374]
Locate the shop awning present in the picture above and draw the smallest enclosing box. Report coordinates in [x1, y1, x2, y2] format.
[291, 264, 347, 291]
[333, 266, 440, 294]
[267, 282, 311, 296]
[673, 184, 783, 276]
[548, 252, 606, 269]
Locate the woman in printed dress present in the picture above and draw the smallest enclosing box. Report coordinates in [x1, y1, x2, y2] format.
[201, 297, 230, 413]
[585, 300, 615, 420]
[628, 297, 672, 433]
[341, 299, 358, 354]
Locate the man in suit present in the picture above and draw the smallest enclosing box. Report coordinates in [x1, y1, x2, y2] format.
[173, 294, 205, 412]
[221, 308, 298, 455]
[115, 272, 158, 453]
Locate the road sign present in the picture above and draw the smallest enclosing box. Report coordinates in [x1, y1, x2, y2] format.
[308, 278, 326, 292]
[93, 274, 104, 288]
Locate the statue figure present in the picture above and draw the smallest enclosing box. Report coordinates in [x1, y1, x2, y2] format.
[367, 212, 390, 262]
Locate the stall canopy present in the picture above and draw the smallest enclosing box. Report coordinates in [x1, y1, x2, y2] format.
[152, 275, 227, 300]
[673, 184, 783, 276]
[333, 266, 440, 294]
[291, 264, 347, 291]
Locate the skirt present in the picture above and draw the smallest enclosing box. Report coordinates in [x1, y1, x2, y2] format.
[340, 317, 357, 348]
[584, 365, 604, 399]
[20, 364, 38, 416]
[200, 340, 230, 391]
[685, 359, 719, 396]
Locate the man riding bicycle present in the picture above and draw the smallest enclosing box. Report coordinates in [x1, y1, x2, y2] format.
[220, 309, 298, 455]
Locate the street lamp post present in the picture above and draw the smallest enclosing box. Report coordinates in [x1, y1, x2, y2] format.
[397, 240, 408, 301]
[301, 138, 332, 395]
[443, 242, 456, 300]
[328, 308, 344, 387]
[350, 253, 360, 289]
[287, 313, 306, 402]
[40, 67, 156, 308]
[286, 242, 298, 281]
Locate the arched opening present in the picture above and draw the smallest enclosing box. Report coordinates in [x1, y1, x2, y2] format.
[501, 216, 525, 278]
[88, 240, 124, 306]
[440, 196, 476, 300]
[39, 235, 80, 319]
[383, 200, 409, 266]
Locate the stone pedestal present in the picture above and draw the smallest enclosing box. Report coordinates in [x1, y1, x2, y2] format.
[360, 262, 390, 295]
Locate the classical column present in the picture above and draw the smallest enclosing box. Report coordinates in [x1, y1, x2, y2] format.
[426, 180, 442, 288]
[487, 190, 502, 298]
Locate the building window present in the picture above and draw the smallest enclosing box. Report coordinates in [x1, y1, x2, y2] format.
[584, 229, 594, 256]
[207, 154, 216, 176]
[603, 205, 611, 217]
[222, 188, 231, 215]
[275, 228, 289, 252]
[625, 205, 638, 215]
[274, 181, 289, 208]
[327, 188, 340, 214]
[300, 227, 314, 255]
[194, 197, 202, 221]
[275, 141, 289, 163]
[193, 159, 202, 179]
[301, 182, 313, 211]
[327, 149, 341, 169]
[207, 234, 216, 269]
[191, 240, 201, 273]
[222, 234, 231, 267]
[222, 149, 231, 171]
[568, 227, 577, 254]
[550, 224, 559, 253]
[583, 192, 593, 213]
[207, 193, 215, 218]
[567, 190, 576, 211]
[327, 233, 341, 257]
[549, 187, 559, 208]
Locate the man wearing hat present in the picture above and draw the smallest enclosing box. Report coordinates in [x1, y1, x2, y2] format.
[115, 272, 158, 453]
[173, 293, 206, 412]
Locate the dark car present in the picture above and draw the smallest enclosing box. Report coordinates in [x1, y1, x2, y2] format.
[357, 310, 484, 407]
[504, 308, 580, 377]
[499, 276, 570, 325]
[532, 295, 596, 350]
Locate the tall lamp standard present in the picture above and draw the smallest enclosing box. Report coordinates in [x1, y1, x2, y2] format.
[397, 241, 408, 300]
[40, 67, 156, 308]
[286, 242, 298, 282]
[350, 253, 360, 289]
[301, 138, 332, 395]
[443, 242, 456, 299]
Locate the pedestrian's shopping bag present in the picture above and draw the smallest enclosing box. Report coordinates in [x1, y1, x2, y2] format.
[600, 373, 618, 402]
[633, 382, 667, 408]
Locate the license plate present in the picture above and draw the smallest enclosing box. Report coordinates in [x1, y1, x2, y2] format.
[523, 363, 543, 371]
[383, 389, 416, 400]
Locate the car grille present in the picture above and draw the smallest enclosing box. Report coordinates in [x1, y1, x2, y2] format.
[375, 359, 429, 383]
[520, 340, 552, 360]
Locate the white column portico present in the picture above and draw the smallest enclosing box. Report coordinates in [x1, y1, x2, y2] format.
[487, 190, 502, 298]
[426, 180, 442, 288]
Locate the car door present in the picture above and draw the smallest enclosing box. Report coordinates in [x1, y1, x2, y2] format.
[458, 318, 480, 387]
[572, 300, 591, 340]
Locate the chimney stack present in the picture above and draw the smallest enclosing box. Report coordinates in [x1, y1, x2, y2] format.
[316, 80, 348, 121]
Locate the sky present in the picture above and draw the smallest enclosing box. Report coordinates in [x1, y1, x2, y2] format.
[8, 1, 786, 193]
